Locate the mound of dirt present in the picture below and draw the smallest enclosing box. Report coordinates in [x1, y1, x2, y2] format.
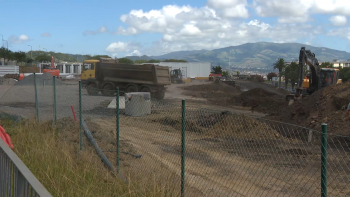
[208, 115, 281, 140]
[267, 81, 350, 136]
[16, 72, 63, 86]
[229, 88, 287, 114]
[181, 82, 242, 106]
[182, 82, 240, 93]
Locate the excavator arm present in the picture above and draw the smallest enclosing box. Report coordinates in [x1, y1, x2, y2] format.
[295, 47, 320, 97]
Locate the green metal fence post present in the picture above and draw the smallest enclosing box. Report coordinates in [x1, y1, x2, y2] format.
[116, 87, 120, 174]
[53, 76, 57, 125]
[321, 123, 327, 197]
[79, 81, 83, 150]
[181, 99, 186, 197]
[34, 73, 39, 122]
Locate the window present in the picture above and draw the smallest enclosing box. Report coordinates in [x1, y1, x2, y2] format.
[83, 63, 95, 70]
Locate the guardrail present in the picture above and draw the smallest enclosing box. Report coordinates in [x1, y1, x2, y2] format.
[0, 139, 52, 197]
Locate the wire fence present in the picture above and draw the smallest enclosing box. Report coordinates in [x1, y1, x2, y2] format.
[0, 74, 349, 196]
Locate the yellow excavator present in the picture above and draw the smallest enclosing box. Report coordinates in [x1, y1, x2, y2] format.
[286, 47, 341, 104]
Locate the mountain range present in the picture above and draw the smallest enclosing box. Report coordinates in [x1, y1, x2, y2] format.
[26, 42, 350, 68]
[125, 42, 350, 68]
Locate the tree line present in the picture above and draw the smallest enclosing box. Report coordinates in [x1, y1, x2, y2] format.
[0, 47, 28, 65]
[270, 58, 350, 89]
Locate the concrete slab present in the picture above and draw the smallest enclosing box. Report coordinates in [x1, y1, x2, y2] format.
[107, 96, 125, 109]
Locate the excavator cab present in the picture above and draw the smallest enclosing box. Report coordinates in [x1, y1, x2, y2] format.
[319, 68, 340, 89]
[170, 69, 184, 83]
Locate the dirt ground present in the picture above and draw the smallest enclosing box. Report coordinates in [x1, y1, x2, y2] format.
[85, 110, 349, 197]
[267, 81, 350, 137]
[1, 78, 349, 196]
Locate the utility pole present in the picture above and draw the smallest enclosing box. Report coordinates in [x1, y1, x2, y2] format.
[0, 34, 3, 65]
[229, 46, 231, 68]
[0, 34, 3, 47]
[28, 45, 32, 59]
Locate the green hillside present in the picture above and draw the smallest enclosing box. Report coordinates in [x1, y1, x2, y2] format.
[24, 42, 350, 67]
[176, 42, 350, 67]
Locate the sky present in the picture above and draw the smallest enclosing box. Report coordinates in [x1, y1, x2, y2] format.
[1, 0, 350, 58]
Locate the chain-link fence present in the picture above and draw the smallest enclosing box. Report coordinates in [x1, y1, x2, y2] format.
[0, 73, 349, 196]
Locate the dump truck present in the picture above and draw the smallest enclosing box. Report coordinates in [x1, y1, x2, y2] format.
[81, 58, 171, 100]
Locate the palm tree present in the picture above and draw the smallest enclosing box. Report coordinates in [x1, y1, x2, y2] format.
[273, 58, 285, 88]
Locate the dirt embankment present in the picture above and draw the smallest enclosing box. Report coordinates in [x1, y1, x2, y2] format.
[181, 82, 288, 114]
[181, 81, 241, 106]
[232, 88, 288, 114]
[268, 81, 350, 136]
[182, 81, 241, 98]
[19, 67, 39, 73]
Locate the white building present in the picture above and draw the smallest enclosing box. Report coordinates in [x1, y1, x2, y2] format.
[159, 62, 211, 80]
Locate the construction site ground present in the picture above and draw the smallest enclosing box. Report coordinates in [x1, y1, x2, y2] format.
[0, 77, 349, 196]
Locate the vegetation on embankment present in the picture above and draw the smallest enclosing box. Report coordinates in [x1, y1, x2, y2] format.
[0, 117, 174, 197]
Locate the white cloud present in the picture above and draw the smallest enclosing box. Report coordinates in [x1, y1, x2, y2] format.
[115, 26, 138, 35]
[82, 30, 96, 36]
[253, 0, 350, 23]
[329, 15, 347, 26]
[253, 0, 313, 23]
[41, 33, 51, 37]
[206, 0, 249, 18]
[312, 0, 350, 15]
[127, 50, 141, 56]
[328, 28, 350, 43]
[8, 34, 30, 44]
[105, 41, 142, 56]
[110, 0, 350, 56]
[83, 26, 109, 35]
[97, 25, 108, 33]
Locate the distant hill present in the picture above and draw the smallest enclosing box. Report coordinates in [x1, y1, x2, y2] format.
[26, 42, 350, 67]
[124, 42, 350, 68]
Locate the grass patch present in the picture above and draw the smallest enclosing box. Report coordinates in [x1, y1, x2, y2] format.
[0, 117, 177, 197]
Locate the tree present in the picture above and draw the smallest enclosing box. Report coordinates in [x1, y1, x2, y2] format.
[222, 71, 229, 80]
[134, 59, 148, 64]
[320, 62, 334, 69]
[273, 58, 286, 88]
[212, 66, 222, 74]
[339, 67, 350, 82]
[118, 58, 134, 64]
[35, 54, 51, 62]
[283, 61, 299, 90]
[163, 59, 187, 62]
[237, 71, 240, 76]
[26, 57, 34, 63]
[148, 59, 161, 63]
[267, 72, 277, 80]
[13, 51, 26, 66]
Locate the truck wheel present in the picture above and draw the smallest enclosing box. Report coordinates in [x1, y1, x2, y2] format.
[87, 84, 99, 95]
[126, 85, 138, 93]
[102, 84, 114, 96]
[140, 87, 151, 93]
[154, 91, 165, 100]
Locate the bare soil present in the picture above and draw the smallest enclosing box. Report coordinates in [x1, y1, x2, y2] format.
[267, 81, 350, 137]
[86, 110, 349, 197]
[179, 80, 288, 114]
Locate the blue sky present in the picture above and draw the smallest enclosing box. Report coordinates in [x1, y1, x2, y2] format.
[1, 0, 350, 58]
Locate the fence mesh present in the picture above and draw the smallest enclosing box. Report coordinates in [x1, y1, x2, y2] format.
[0, 74, 349, 196]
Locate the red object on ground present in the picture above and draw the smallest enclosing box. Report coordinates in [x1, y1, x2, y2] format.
[210, 74, 222, 77]
[71, 105, 77, 122]
[43, 55, 60, 77]
[0, 125, 14, 149]
[19, 73, 25, 81]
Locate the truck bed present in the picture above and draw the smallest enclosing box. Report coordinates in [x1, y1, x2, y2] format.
[97, 63, 171, 86]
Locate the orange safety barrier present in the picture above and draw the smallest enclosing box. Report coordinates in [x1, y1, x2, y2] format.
[0, 125, 14, 149]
